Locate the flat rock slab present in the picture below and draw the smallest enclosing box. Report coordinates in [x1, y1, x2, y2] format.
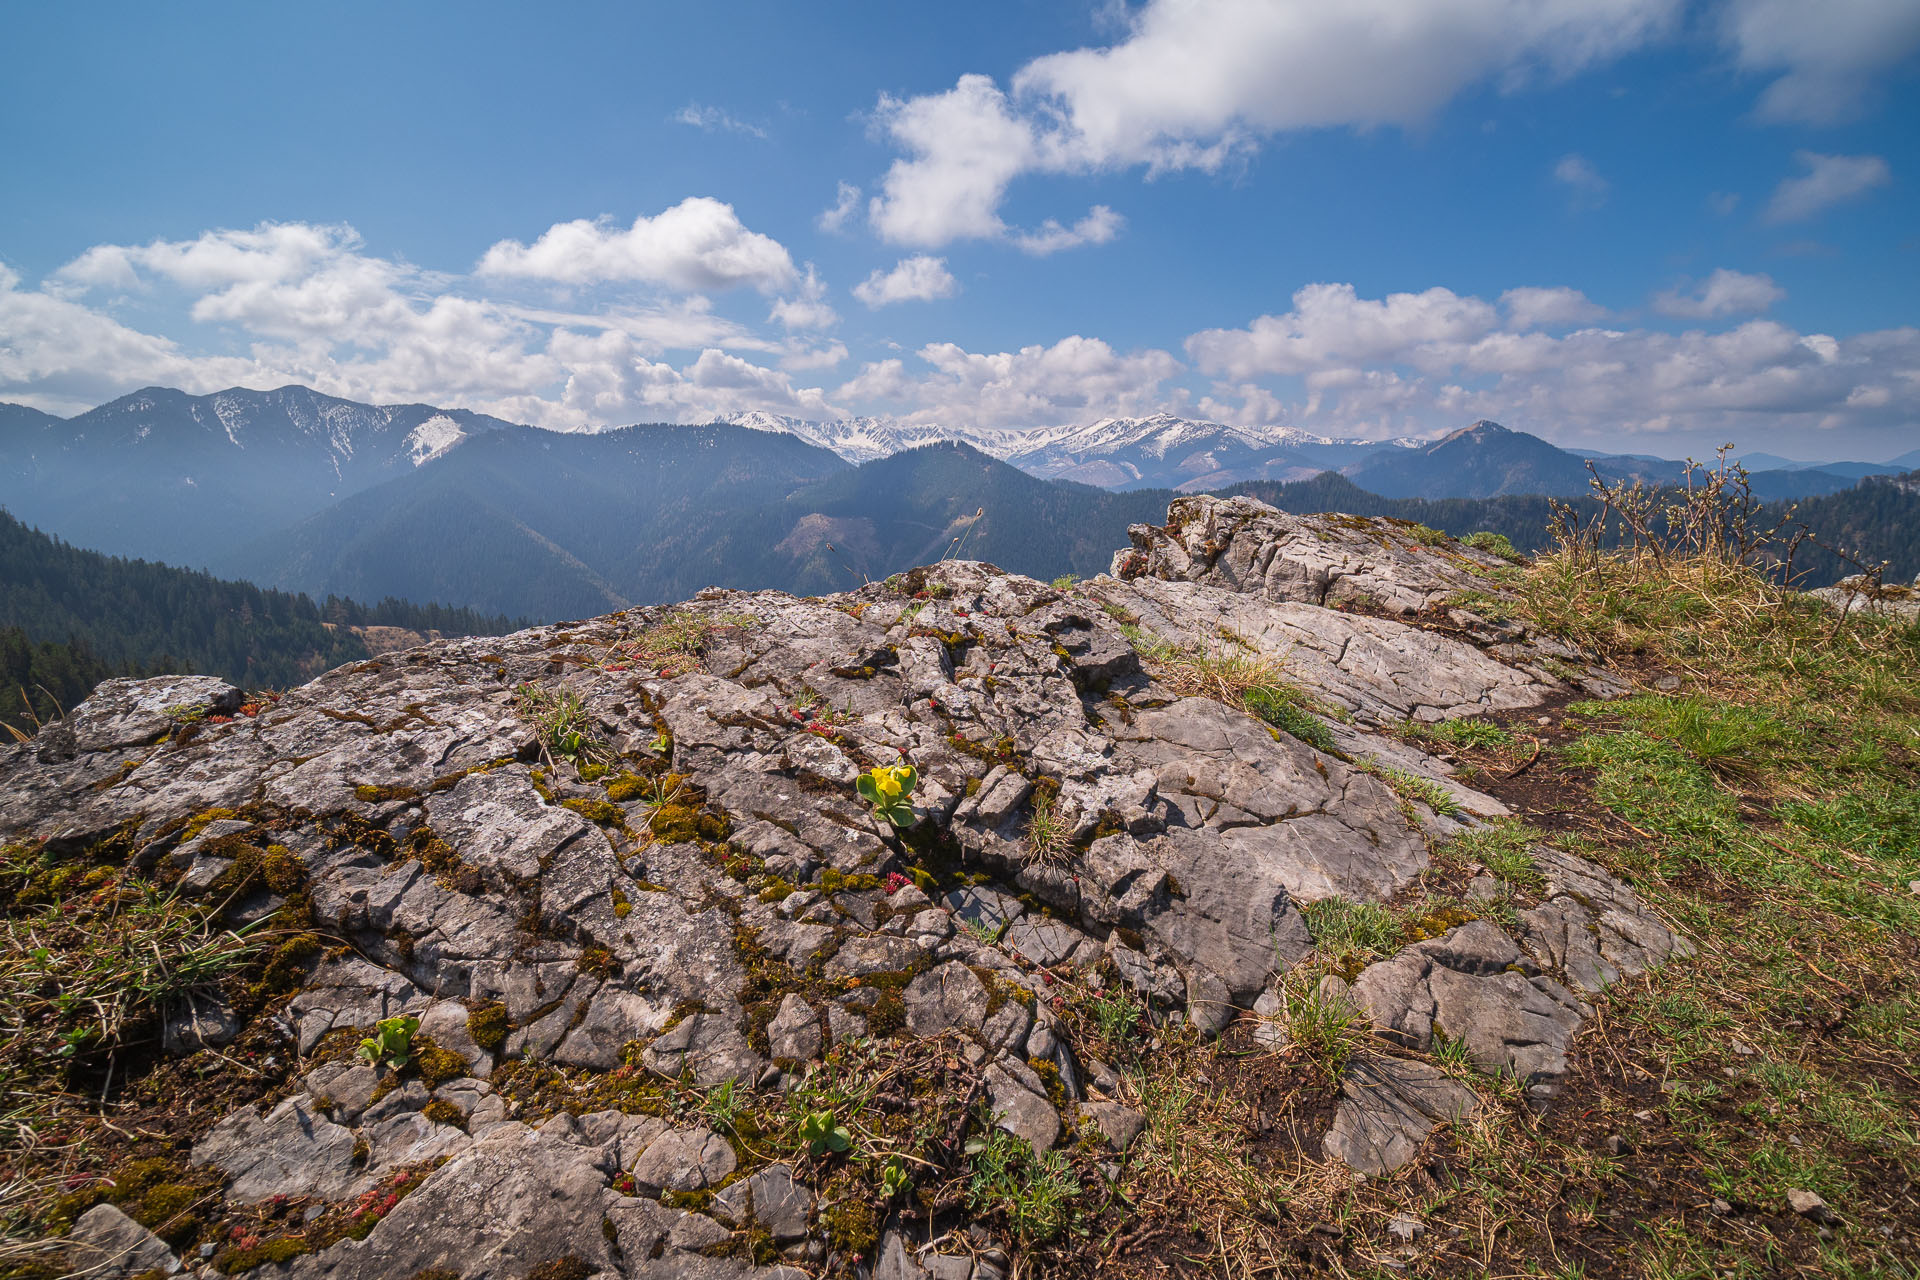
[63, 1203, 180, 1278]
[1349, 920, 1588, 1087]
[1519, 846, 1694, 993]
[1092, 574, 1558, 726]
[192, 1095, 365, 1203]
[1323, 1057, 1480, 1175]
[1113, 495, 1511, 617]
[279, 1124, 622, 1279]
[428, 767, 594, 882]
[630, 1126, 738, 1193]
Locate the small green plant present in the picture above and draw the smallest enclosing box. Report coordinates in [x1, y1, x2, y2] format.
[700, 1078, 742, 1134]
[1088, 985, 1144, 1049]
[1409, 523, 1451, 547]
[357, 1014, 420, 1071]
[1243, 685, 1337, 752]
[1409, 716, 1515, 751]
[515, 684, 608, 765]
[798, 1109, 852, 1156]
[1281, 974, 1366, 1078]
[879, 1155, 910, 1200]
[856, 763, 918, 827]
[1300, 896, 1406, 970]
[1050, 573, 1079, 590]
[1358, 758, 1464, 819]
[1462, 530, 1523, 562]
[1022, 788, 1071, 865]
[1446, 820, 1546, 888]
[964, 1123, 1082, 1244]
[957, 914, 1008, 946]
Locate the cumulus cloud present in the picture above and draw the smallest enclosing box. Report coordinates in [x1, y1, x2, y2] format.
[868, 75, 1038, 246]
[1722, 0, 1920, 123]
[1764, 151, 1891, 223]
[1009, 206, 1125, 255]
[1186, 283, 1501, 380]
[671, 103, 768, 138]
[768, 264, 839, 331]
[866, 0, 1681, 246]
[1652, 268, 1785, 318]
[818, 182, 862, 233]
[835, 334, 1183, 428]
[21, 221, 838, 426]
[1501, 286, 1607, 330]
[476, 197, 797, 293]
[1553, 153, 1610, 208]
[852, 256, 958, 307]
[1187, 281, 1918, 445]
[9, 222, 1914, 452]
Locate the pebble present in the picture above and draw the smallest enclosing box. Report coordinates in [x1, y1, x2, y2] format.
[1536, 715, 1553, 726]
[1787, 1188, 1836, 1223]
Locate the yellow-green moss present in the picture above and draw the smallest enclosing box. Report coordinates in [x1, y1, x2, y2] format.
[466, 1001, 509, 1052]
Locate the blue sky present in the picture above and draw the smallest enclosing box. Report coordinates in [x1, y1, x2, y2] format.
[3, 0, 1916, 459]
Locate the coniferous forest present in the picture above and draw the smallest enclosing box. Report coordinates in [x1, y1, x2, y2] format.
[0, 510, 520, 733]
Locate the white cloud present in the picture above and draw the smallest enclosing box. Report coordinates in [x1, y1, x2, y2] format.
[1553, 153, 1609, 207]
[11, 224, 1915, 453]
[476, 197, 797, 293]
[867, 0, 1681, 246]
[868, 75, 1038, 246]
[1722, 0, 1920, 123]
[768, 264, 839, 330]
[852, 256, 958, 308]
[1764, 151, 1891, 223]
[1652, 268, 1785, 318]
[1187, 281, 1919, 446]
[1009, 205, 1125, 255]
[1186, 283, 1500, 379]
[1501, 286, 1607, 330]
[19, 220, 839, 427]
[818, 182, 862, 233]
[836, 334, 1183, 428]
[671, 103, 768, 138]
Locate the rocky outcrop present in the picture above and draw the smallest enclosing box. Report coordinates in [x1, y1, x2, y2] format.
[6, 497, 1693, 1274]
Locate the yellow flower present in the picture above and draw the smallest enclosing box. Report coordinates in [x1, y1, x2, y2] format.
[876, 768, 904, 798]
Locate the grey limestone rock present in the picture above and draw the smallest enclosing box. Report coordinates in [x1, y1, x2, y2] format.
[1518, 846, 1694, 993]
[1080, 1100, 1147, 1152]
[1349, 920, 1589, 1087]
[904, 961, 991, 1038]
[426, 766, 591, 882]
[279, 1123, 620, 1279]
[555, 986, 665, 1071]
[0, 497, 1704, 1275]
[985, 1061, 1061, 1154]
[642, 1008, 764, 1085]
[1112, 495, 1510, 617]
[1091, 573, 1559, 727]
[1323, 1057, 1480, 1176]
[767, 993, 823, 1061]
[712, 1163, 813, 1240]
[191, 1095, 365, 1203]
[630, 1126, 738, 1194]
[62, 1202, 180, 1277]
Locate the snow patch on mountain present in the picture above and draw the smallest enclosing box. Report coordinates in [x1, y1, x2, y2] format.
[407, 415, 467, 467]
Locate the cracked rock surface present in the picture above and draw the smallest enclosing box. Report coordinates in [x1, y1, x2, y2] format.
[5, 497, 1695, 1271]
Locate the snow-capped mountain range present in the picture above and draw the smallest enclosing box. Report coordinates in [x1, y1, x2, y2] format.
[719, 408, 1419, 491]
